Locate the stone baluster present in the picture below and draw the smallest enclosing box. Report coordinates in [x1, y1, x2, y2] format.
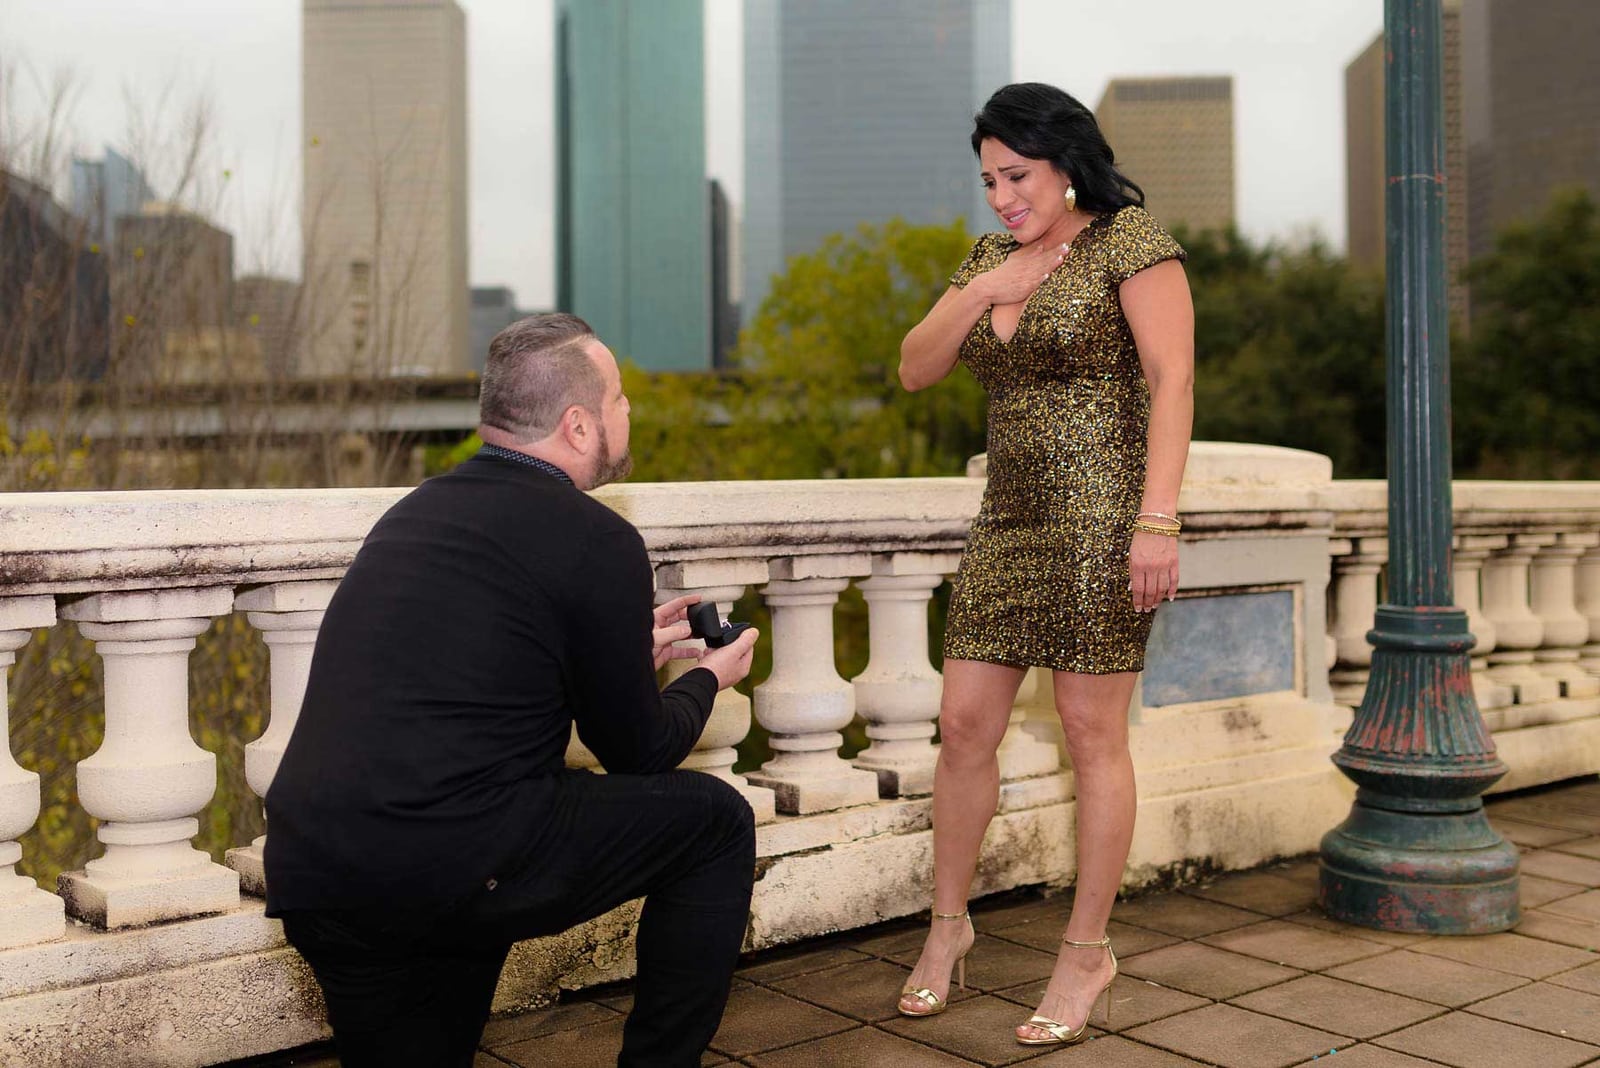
[1327, 537, 1386, 706]
[1482, 533, 1560, 704]
[850, 552, 960, 798]
[226, 581, 340, 895]
[998, 666, 1065, 782]
[56, 588, 240, 928]
[1579, 540, 1600, 678]
[1325, 539, 1348, 692]
[0, 597, 66, 949]
[748, 555, 879, 815]
[1530, 533, 1600, 699]
[1454, 535, 1514, 711]
[1019, 667, 1068, 757]
[657, 560, 777, 823]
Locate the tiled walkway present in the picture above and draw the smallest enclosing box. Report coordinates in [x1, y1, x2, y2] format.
[240, 779, 1600, 1067]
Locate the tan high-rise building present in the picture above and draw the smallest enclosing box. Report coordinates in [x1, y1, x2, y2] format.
[301, 0, 469, 377]
[1461, 0, 1600, 261]
[1095, 76, 1235, 234]
[1345, 1, 1469, 318]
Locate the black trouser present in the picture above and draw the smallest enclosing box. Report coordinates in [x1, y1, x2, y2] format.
[282, 769, 757, 1068]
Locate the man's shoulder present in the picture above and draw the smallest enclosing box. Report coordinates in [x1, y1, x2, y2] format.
[409, 459, 644, 543]
[572, 494, 646, 558]
[399, 457, 579, 510]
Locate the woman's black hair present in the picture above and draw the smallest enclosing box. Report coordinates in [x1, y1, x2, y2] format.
[971, 82, 1144, 214]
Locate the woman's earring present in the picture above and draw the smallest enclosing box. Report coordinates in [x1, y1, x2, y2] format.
[1064, 185, 1077, 212]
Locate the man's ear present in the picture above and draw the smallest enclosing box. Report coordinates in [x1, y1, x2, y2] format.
[560, 404, 590, 453]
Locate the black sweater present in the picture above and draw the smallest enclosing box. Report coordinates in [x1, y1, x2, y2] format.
[263, 453, 718, 913]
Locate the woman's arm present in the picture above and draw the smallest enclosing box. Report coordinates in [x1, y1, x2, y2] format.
[899, 239, 1067, 392]
[1121, 257, 1195, 611]
[899, 283, 996, 392]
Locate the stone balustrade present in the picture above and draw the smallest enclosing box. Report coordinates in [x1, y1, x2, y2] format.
[1321, 479, 1600, 790]
[1, 449, 1595, 1065]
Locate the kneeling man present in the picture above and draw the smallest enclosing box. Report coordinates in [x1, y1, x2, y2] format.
[266, 313, 759, 1068]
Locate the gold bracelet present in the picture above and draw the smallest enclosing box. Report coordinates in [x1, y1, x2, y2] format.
[1137, 511, 1181, 527]
[1132, 521, 1181, 537]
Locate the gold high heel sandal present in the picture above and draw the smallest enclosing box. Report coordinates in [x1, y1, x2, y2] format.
[897, 909, 973, 1018]
[1016, 934, 1117, 1046]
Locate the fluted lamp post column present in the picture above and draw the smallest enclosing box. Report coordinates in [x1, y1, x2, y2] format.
[1318, 0, 1518, 933]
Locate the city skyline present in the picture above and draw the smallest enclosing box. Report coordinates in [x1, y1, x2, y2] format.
[3, 0, 1385, 311]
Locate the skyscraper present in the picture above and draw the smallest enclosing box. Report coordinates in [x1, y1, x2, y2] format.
[709, 179, 739, 370]
[1094, 76, 1235, 235]
[1346, 2, 1468, 318]
[1461, 0, 1600, 261]
[301, 0, 469, 377]
[69, 148, 155, 255]
[742, 0, 1011, 319]
[555, 0, 710, 372]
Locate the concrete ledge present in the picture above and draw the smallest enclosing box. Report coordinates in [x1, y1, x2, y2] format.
[0, 904, 285, 1000]
[0, 442, 1352, 596]
[1319, 478, 1600, 534]
[1490, 715, 1600, 794]
[0, 947, 327, 1068]
[1129, 768, 1353, 887]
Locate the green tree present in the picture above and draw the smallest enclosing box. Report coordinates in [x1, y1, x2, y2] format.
[728, 217, 988, 479]
[1180, 227, 1389, 477]
[1454, 188, 1600, 479]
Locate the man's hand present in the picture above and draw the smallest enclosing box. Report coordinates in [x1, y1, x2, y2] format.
[653, 594, 706, 671]
[699, 627, 759, 691]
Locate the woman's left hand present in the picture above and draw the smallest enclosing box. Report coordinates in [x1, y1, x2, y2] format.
[1129, 531, 1179, 613]
[652, 594, 707, 670]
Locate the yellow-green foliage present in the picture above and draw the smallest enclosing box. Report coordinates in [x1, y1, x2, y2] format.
[11, 624, 102, 888]
[11, 616, 270, 889]
[0, 428, 92, 491]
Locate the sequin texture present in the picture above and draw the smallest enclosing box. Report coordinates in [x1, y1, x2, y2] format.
[942, 206, 1186, 673]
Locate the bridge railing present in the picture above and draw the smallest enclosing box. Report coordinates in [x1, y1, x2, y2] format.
[2, 444, 1597, 1065]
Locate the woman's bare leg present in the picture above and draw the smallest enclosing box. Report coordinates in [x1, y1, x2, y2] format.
[1017, 670, 1138, 1040]
[899, 659, 1025, 1014]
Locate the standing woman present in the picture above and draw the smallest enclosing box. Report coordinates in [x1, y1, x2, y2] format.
[895, 82, 1194, 1046]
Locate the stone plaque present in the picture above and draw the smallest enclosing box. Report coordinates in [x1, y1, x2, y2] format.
[1143, 590, 1296, 706]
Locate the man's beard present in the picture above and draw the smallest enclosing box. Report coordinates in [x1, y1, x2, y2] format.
[592, 422, 633, 488]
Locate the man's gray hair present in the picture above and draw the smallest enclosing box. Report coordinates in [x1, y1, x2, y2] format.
[478, 313, 603, 441]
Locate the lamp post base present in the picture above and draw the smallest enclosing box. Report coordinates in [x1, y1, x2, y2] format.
[1319, 792, 1520, 933]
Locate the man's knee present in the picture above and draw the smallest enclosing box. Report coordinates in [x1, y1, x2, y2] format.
[694, 773, 756, 858]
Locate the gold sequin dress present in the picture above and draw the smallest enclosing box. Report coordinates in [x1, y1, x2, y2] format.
[943, 205, 1186, 673]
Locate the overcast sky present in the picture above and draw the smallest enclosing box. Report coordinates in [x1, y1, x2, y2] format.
[2, 0, 1382, 307]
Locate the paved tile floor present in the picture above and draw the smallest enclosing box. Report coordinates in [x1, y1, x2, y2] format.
[236, 779, 1600, 1067]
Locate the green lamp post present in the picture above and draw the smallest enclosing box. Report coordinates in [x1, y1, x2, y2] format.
[1318, 0, 1520, 933]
